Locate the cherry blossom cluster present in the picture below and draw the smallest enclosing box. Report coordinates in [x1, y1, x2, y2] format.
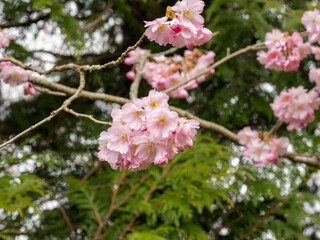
[301, 9, 320, 44]
[0, 61, 35, 95]
[125, 47, 215, 98]
[144, 0, 213, 49]
[271, 86, 320, 131]
[0, 30, 19, 48]
[257, 30, 310, 72]
[98, 90, 200, 171]
[237, 127, 289, 166]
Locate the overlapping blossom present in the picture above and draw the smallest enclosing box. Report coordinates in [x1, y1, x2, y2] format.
[98, 90, 200, 171]
[257, 30, 310, 72]
[0, 30, 19, 48]
[144, 0, 213, 48]
[271, 86, 320, 131]
[124, 48, 215, 98]
[301, 9, 320, 43]
[0, 62, 36, 95]
[309, 68, 320, 92]
[237, 127, 289, 166]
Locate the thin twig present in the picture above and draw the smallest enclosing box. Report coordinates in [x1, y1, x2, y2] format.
[57, 200, 77, 240]
[0, 33, 145, 74]
[35, 86, 67, 96]
[80, 161, 103, 184]
[80, 3, 114, 31]
[93, 170, 128, 240]
[241, 202, 281, 239]
[65, 108, 112, 126]
[164, 42, 265, 94]
[118, 160, 178, 239]
[269, 119, 284, 135]
[129, 50, 150, 99]
[0, 71, 86, 149]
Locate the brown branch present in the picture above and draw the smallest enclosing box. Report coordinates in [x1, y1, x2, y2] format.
[57, 200, 77, 240]
[21, 74, 320, 169]
[80, 161, 103, 184]
[65, 107, 112, 126]
[93, 170, 129, 240]
[0, 71, 86, 149]
[35, 86, 68, 96]
[269, 119, 284, 135]
[164, 42, 266, 94]
[242, 202, 281, 239]
[129, 50, 150, 99]
[212, 214, 243, 239]
[118, 160, 178, 239]
[0, 33, 145, 74]
[80, 2, 114, 31]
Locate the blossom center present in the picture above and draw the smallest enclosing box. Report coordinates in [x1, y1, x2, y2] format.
[159, 117, 166, 125]
[119, 135, 127, 142]
[151, 101, 158, 108]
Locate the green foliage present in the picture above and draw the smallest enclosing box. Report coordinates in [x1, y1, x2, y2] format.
[0, 0, 319, 239]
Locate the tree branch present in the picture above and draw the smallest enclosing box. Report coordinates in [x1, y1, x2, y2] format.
[65, 107, 112, 126]
[129, 50, 150, 99]
[57, 200, 77, 240]
[0, 33, 145, 74]
[21, 74, 320, 169]
[164, 42, 265, 94]
[0, 71, 86, 149]
[80, 2, 114, 32]
[241, 202, 281, 239]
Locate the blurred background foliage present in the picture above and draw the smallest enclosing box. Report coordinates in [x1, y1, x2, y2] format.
[0, 0, 320, 239]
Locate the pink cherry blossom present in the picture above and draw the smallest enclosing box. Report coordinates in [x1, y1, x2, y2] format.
[126, 71, 135, 80]
[258, 30, 310, 72]
[127, 48, 215, 98]
[311, 46, 320, 60]
[23, 82, 36, 96]
[237, 127, 259, 145]
[144, 17, 175, 46]
[144, 0, 212, 48]
[147, 109, 179, 139]
[301, 9, 320, 36]
[98, 90, 200, 171]
[171, 0, 205, 29]
[238, 127, 290, 166]
[265, 29, 284, 49]
[0, 65, 28, 86]
[271, 86, 320, 130]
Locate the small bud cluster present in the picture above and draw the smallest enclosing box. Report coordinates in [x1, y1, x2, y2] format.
[144, 0, 213, 49]
[98, 90, 199, 171]
[125, 48, 215, 98]
[237, 127, 289, 166]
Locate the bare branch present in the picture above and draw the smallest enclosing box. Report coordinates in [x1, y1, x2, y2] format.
[129, 50, 150, 99]
[0, 71, 86, 149]
[269, 119, 284, 135]
[57, 200, 77, 240]
[35, 86, 67, 97]
[0, 33, 145, 74]
[65, 107, 112, 126]
[242, 202, 281, 239]
[164, 42, 265, 94]
[80, 161, 103, 184]
[80, 3, 114, 32]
